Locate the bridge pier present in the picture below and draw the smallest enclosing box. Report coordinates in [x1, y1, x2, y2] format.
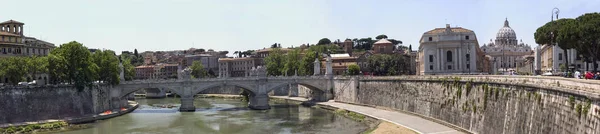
[179, 97, 196, 112]
[248, 93, 270, 110]
[288, 84, 298, 97]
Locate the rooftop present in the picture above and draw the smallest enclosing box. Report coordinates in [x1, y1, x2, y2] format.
[374, 39, 392, 45]
[218, 57, 257, 61]
[0, 20, 24, 25]
[423, 26, 474, 34]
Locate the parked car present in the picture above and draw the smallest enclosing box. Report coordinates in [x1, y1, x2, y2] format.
[18, 82, 29, 86]
[541, 72, 553, 76]
[28, 80, 37, 85]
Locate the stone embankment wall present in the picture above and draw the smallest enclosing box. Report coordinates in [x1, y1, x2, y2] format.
[333, 76, 600, 134]
[0, 85, 120, 124]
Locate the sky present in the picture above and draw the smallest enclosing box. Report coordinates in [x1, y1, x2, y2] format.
[3, 0, 599, 54]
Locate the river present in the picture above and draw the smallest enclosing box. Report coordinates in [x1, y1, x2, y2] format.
[57, 97, 369, 134]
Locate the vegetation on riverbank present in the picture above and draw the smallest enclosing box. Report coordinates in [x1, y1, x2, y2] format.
[0, 121, 82, 134]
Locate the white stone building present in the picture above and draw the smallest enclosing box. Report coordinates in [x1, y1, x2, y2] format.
[535, 45, 600, 73]
[417, 24, 481, 75]
[480, 19, 533, 74]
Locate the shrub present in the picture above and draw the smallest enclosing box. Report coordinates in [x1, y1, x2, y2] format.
[569, 96, 575, 109]
[576, 104, 583, 118]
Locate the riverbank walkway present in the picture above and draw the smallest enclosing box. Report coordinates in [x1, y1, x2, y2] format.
[271, 96, 464, 134]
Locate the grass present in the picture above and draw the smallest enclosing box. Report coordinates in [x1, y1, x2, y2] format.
[334, 109, 366, 122]
[0, 121, 68, 134]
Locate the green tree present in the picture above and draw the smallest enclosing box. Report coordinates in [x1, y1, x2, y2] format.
[299, 50, 319, 76]
[317, 38, 332, 45]
[2, 57, 28, 85]
[47, 54, 67, 84]
[366, 54, 408, 76]
[354, 37, 374, 50]
[190, 61, 207, 78]
[283, 49, 301, 75]
[26, 56, 48, 82]
[264, 48, 285, 76]
[347, 64, 360, 75]
[576, 13, 600, 72]
[375, 34, 388, 39]
[52, 41, 99, 89]
[535, 19, 576, 71]
[92, 50, 120, 85]
[121, 57, 135, 81]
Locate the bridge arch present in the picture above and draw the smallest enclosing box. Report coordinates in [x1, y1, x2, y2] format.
[190, 82, 257, 95]
[118, 85, 183, 99]
[266, 81, 326, 94]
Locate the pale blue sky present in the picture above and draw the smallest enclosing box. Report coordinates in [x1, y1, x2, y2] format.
[3, 0, 598, 54]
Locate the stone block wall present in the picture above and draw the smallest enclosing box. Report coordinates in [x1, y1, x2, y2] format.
[0, 85, 115, 124]
[333, 77, 600, 134]
[198, 85, 242, 95]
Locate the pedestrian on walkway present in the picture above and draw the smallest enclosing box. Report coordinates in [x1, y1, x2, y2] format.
[595, 72, 600, 80]
[585, 71, 594, 79]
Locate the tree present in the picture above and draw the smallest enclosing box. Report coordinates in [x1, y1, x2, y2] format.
[317, 38, 332, 45]
[375, 34, 388, 39]
[52, 41, 99, 90]
[26, 56, 48, 82]
[1, 57, 28, 85]
[299, 50, 319, 76]
[134, 49, 139, 58]
[535, 19, 576, 72]
[576, 13, 600, 72]
[92, 50, 120, 85]
[366, 54, 408, 76]
[121, 56, 135, 81]
[47, 54, 67, 84]
[190, 61, 207, 78]
[354, 37, 374, 50]
[271, 43, 281, 48]
[283, 49, 301, 76]
[347, 64, 360, 75]
[264, 48, 285, 76]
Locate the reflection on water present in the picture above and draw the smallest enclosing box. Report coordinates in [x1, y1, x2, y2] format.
[58, 98, 368, 134]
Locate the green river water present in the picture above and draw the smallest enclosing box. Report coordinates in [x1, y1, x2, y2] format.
[56, 97, 368, 134]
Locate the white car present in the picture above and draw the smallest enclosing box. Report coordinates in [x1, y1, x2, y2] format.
[541, 72, 553, 76]
[28, 80, 37, 85]
[18, 82, 29, 86]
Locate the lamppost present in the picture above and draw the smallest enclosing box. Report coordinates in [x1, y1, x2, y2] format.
[551, 7, 560, 73]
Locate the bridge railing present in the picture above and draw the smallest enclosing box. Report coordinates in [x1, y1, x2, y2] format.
[121, 75, 333, 85]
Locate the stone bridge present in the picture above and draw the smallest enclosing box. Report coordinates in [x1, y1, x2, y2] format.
[114, 76, 334, 111]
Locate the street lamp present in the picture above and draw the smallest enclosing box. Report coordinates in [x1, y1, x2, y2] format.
[551, 8, 560, 73]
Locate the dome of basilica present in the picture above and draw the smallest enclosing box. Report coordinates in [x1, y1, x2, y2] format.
[496, 19, 516, 39]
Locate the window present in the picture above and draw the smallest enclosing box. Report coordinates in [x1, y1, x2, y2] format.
[429, 55, 433, 62]
[429, 65, 433, 70]
[514, 63, 516, 67]
[428, 37, 432, 41]
[577, 64, 581, 69]
[447, 65, 452, 70]
[466, 54, 470, 61]
[558, 53, 562, 60]
[465, 36, 470, 40]
[446, 51, 452, 62]
[466, 64, 470, 69]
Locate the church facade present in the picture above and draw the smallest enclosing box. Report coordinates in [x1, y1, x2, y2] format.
[417, 24, 484, 75]
[480, 19, 533, 74]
